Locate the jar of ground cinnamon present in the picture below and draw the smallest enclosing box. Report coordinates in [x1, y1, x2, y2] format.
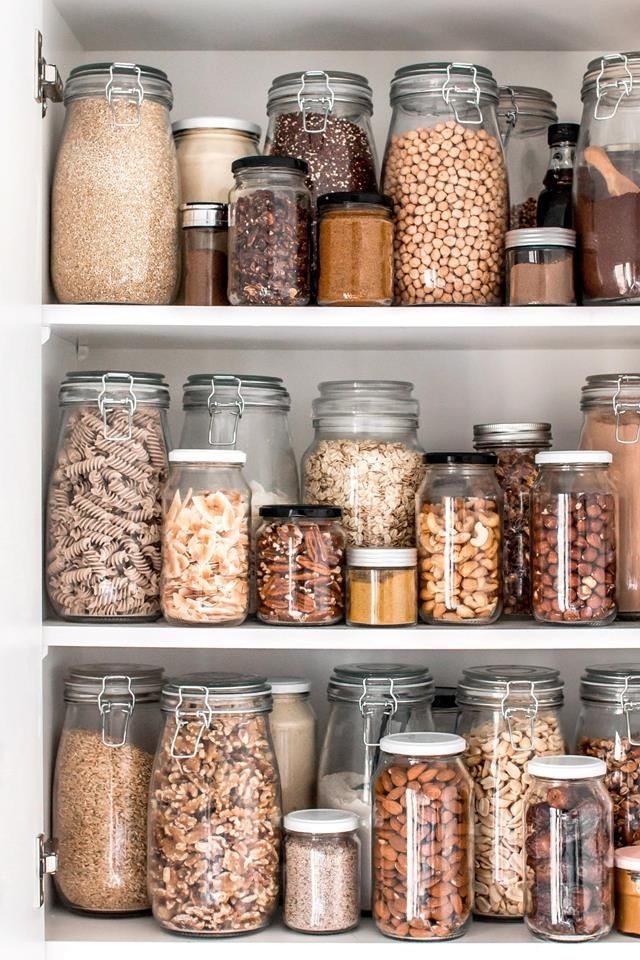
[615, 847, 640, 936]
[317, 193, 393, 305]
[180, 202, 228, 305]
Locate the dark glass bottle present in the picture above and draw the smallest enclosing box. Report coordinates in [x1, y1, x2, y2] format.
[537, 123, 579, 228]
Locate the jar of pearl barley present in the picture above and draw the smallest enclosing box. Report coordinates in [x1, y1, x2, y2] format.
[382, 62, 508, 305]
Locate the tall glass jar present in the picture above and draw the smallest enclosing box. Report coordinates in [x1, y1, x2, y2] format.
[373, 733, 473, 941]
[456, 664, 566, 920]
[317, 662, 435, 909]
[531, 451, 617, 625]
[268, 678, 317, 816]
[580, 373, 640, 618]
[524, 755, 614, 942]
[179, 202, 228, 306]
[474, 422, 552, 617]
[382, 61, 508, 305]
[302, 380, 425, 548]
[46, 371, 170, 621]
[497, 86, 558, 228]
[51, 62, 179, 304]
[53, 664, 163, 915]
[148, 673, 281, 936]
[172, 116, 261, 204]
[575, 52, 640, 303]
[265, 70, 378, 199]
[417, 453, 503, 624]
[228, 155, 312, 305]
[160, 450, 250, 625]
[576, 663, 640, 847]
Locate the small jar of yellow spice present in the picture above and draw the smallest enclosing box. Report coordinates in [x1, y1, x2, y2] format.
[346, 548, 417, 626]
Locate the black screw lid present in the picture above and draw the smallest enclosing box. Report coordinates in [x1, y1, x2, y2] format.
[548, 122, 580, 146]
[424, 452, 498, 465]
[232, 155, 309, 174]
[259, 504, 343, 519]
[317, 192, 393, 209]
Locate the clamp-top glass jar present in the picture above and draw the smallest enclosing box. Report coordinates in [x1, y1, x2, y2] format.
[53, 663, 163, 915]
[575, 52, 640, 303]
[52, 62, 179, 304]
[148, 673, 281, 936]
[46, 371, 170, 621]
[456, 664, 566, 920]
[383, 61, 508, 305]
[317, 662, 435, 908]
[497, 86, 558, 228]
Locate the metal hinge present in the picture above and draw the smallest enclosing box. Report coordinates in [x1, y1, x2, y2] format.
[34, 30, 63, 117]
[37, 834, 58, 907]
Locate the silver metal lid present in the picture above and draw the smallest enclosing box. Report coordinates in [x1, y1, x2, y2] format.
[390, 61, 498, 106]
[182, 374, 290, 411]
[581, 663, 640, 702]
[505, 228, 576, 249]
[328, 661, 434, 704]
[161, 672, 272, 714]
[497, 85, 557, 122]
[64, 663, 163, 702]
[64, 61, 173, 109]
[474, 422, 552, 449]
[172, 116, 261, 137]
[312, 380, 419, 423]
[180, 202, 228, 229]
[267, 70, 373, 113]
[456, 664, 564, 708]
[59, 371, 170, 408]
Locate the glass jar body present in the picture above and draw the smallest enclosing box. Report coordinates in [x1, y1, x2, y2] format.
[53, 698, 160, 915]
[270, 692, 317, 815]
[615, 864, 640, 935]
[317, 202, 393, 306]
[174, 126, 260, 204]
[530, 463, 617, 624]
[372, 752, 473, 940]
[160, 461, 250, 625]
[283, 828, 360, 933]
[417, 463, 503, 624]
[498, 98, 557, 229]
[506, 243, 575, 305]
[524, 774, 614, 941]
[346, 564, 417, 626]
[181, 225, 228, 306]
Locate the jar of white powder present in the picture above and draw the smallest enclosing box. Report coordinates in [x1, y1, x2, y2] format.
[268, 677, 316, 816]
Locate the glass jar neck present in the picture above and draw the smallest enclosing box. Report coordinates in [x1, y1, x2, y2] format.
[321, 203, 391, 219]
[427, 463, 496, 477]
[314, 416, 419, 435]
[233, 167, 307, 188]
[539, 462, 609, 474]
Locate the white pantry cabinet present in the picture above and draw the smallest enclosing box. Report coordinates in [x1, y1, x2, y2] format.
[3, 0, 640, 956]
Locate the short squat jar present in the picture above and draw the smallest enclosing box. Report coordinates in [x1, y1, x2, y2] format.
[283, 809, 360, 934]
[531, 451, 617, 624]
[417, 453, 502, 624]
[346, 547, 417, 626]
[505, 228, 576, 305]
[373, 733, 473, 941]
[524, 755, 614, 942]
[615, 846, 640, 936]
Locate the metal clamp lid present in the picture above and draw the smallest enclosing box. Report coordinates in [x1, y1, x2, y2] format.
[105, 62, 145, 128]
[98, 675, 135, 748]
[170, 685, 213, 759]
[358, 677, 399, 747]
[621, 675, 640, 746]
[613, 375, 640, 444]
[442, 63, 483, 125]
[501, 680, 540, 751]
[594, 53, 634, 120]
[98, 372, 137, 441]
[499, 85, 519, 145]
[297, 70, 335, 133]
[207, 375, 245, 446]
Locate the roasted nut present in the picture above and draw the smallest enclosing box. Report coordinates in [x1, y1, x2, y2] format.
[491, 446, 540, 616]
[511, 197, 538, 229]
[579, 736, 640, 847]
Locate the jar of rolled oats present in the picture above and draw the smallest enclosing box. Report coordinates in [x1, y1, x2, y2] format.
[148, 672, 281, 936]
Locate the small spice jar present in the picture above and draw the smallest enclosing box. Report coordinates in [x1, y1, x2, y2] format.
[172, 116, 261, 204]
[283, 809, 360, 934]
[346, 547, 417, 626]
[228, 155, 311, 305]
[317, 192, 393, 305]
[268, 677, 317, 816]
[505, 227, 576, 305]
[180, 202, 228, 306]
[615, 846, 640, 936]
[256, 505, 345, 624]
[531, 451, 617, 624]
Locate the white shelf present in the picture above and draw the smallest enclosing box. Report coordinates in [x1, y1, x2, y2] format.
[42, 304, 640, 351]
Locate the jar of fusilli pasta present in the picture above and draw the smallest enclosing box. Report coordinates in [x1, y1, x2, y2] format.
[46, 371, 171, 621]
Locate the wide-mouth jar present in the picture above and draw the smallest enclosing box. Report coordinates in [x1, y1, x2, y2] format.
[346, 546, 417, 626]
[172, 116, 261, 204]
[505, 227, 576, 305]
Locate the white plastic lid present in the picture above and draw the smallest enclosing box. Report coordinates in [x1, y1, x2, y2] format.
[380, 732, 466, 757]
[172, 116, 262, 136]
[268, 676, 311, 695]
[528, 755, 607, 780]
[169, 449, 247, 465]
[284, 808, 359, 834]
[347, 547, 417, 568]
[615, 847, 640, 871]
[535, 450, 612, 465]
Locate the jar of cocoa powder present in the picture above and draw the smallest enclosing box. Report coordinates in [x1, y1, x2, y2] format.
[505, 228, 576, 305]
[179, 202, 228, 306]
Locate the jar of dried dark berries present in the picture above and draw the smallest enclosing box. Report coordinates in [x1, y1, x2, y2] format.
[474, 422, 552, 617]
[228, 156, 312, 306]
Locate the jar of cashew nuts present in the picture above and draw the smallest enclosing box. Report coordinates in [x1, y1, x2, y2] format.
[373, 732, 473, 941]
[417, 453, 503, 624]
[456, 664, 566, 920]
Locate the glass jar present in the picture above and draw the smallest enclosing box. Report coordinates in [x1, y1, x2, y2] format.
[432, 686, 459, 734]
[505, 228, 576, 305]
[576, 663, 640, 847]
[382, 61, 508, 305]
[456, 664, 566, 919]
[531, 451, 617, 625]
[317, 192, 393, 305]
[179, 202, 228, 306]
[575, 52, 640, 304]
[265, 70, 378, 199]
[346, 547, 417, 626]
[372, 733, 473, 941]
[46, 371, 170, 621]
[524, 755, 614, 942]
[302, 380, 425, 548]
[580, 374, 640, 618]
[615, 846, 640, 935]
[148, 673, 281, 936]
[283, 809, 360, 934]
[160, 450, 250, 625]
[537, 123, 579, 228]
[257, 506, 345, 624]
[317, 662, 434, 909]
[474, 421, 552, 617]
[51, 62, 179, 304]
[417, 453, 503, 624]
[268, 678, 317, 816]
[172, 116, 261, 204]
[53, 663, 163, 915]
[228, 155, 312, 305]
[497, 85, 558, 228]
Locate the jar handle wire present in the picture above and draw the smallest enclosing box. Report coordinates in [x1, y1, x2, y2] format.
[297, 70, 335, 134]
[170, 685, 213, 759]
[499, 85, 518, 148]
[613, 375, 640, 444]
[97, 372, 137, 441]
[443, 63, 483, 126]
[594, 54, 633, 121]
[358, 678, 399, 747]
[98, 675, 135, 748]
[207, 375, 245, 446]
[620, 675, 640, 746]
[500, 680, 539, 751]
[105, 62, 144, 128]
